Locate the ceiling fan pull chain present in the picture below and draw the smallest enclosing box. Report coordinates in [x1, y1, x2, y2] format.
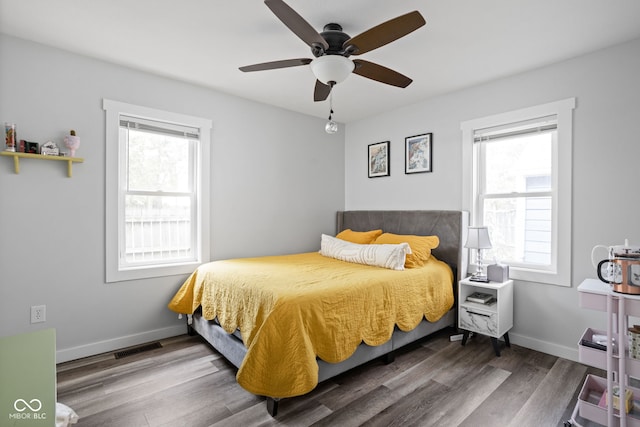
[328, 84, 334, 119]
[325, 86, 338, 134]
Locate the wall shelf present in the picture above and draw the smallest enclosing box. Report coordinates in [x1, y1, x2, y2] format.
[0, 151, 84, 177]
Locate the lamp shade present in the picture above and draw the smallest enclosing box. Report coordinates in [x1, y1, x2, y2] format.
[465, 226, 492, 249]
[310, 55, 354, 85]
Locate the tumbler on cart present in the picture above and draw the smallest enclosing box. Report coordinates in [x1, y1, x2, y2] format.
[4, 123, 16, 152]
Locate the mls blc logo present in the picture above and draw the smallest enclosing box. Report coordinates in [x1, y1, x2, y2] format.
[14, 399, 42, 412]
[9, 398, 46, 421]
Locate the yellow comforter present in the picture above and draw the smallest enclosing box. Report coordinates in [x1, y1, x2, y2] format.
[168, 252, 453, 398]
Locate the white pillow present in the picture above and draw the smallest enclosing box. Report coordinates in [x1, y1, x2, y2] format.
[319, 234, 411, 271]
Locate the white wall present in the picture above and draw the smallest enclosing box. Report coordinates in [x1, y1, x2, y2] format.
[345, 37, 640, 360]
[3, 32, 638, 364]
[0, 35, 345, 362]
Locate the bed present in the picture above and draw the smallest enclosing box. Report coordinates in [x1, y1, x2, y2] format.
[168, 210, 468, 416]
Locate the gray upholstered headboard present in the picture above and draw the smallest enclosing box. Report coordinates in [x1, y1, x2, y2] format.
[336, 210, 469, 282]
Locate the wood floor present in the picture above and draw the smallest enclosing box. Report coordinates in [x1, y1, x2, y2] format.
[56, 328, 602, 427]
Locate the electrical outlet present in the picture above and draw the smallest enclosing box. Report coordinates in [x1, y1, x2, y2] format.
[30, 305, 46, 323]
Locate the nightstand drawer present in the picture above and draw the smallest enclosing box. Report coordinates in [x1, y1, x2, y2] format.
[459, 306, 498, 337]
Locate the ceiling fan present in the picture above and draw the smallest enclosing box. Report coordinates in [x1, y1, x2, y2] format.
[239, 0, 426, 102]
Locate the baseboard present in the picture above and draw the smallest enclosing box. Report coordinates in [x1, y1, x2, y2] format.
[56, 325, 187, 363]
[509, 331, 578, 362]
[55, 326, 579, 365]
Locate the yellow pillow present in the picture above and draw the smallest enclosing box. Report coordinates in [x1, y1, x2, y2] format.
[373, 233, 439, 268]
[335, 229, 383, 244]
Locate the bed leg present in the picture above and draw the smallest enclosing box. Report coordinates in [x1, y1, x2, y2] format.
[383, 352, 395, 364]
[266, 397, 279, 417]
[187, 325, 196, 336]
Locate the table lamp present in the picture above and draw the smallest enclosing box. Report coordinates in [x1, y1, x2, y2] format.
[465, 226, 492, 282]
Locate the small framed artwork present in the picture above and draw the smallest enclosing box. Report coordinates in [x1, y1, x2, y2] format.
[405, 133, 432, 174]
[368, 141, 390, 178]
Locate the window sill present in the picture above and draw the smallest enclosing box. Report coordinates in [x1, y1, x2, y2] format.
[106, 261, 202, 283]
[507, 266, 570, 287]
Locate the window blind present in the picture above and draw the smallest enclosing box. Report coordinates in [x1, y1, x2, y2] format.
[473, 115, 557, 143]
[119, 115, 200, 139]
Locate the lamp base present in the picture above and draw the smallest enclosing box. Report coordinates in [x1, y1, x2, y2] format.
[469, 275, 490, 283]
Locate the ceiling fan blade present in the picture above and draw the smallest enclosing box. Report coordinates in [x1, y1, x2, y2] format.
[353, 59, 412, 88]
[343, 11, 425, 56]
[239, 58, 312, 72]
[314, 80, 331, 102]
[264, 0, 329, 52]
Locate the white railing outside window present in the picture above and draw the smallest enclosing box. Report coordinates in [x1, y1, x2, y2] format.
[124, 217, 192, 263]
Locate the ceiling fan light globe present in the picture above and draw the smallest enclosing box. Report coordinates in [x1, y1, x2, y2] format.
[310, 55, 354, 85]
[325, 120, 338, 134]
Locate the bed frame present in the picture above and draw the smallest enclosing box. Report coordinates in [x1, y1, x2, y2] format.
[187, 210, 469, 416]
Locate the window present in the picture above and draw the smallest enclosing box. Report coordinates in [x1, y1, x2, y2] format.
[461, 98, 575, 286]
[104, 100, 211, 282]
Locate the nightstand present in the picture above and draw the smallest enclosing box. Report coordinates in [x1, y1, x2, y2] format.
[458, 278, 514, 356]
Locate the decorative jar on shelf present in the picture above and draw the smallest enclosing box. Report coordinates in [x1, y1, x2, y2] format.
[63, 129, 80, 157]
[5, 122, 16, 152]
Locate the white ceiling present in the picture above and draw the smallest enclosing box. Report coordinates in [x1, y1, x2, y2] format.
[2, 0, 640, 122]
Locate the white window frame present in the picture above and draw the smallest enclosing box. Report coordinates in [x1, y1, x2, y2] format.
[461, 98, 575, 286]
[103, 99, 211, 282]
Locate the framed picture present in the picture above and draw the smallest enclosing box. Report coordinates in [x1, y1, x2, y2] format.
[405, 133, 432, 174]
[25, 141, 40, 154]
[368, 141, 390, 178]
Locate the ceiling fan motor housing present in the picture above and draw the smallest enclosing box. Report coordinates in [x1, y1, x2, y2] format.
[316, 23, 353, 57]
